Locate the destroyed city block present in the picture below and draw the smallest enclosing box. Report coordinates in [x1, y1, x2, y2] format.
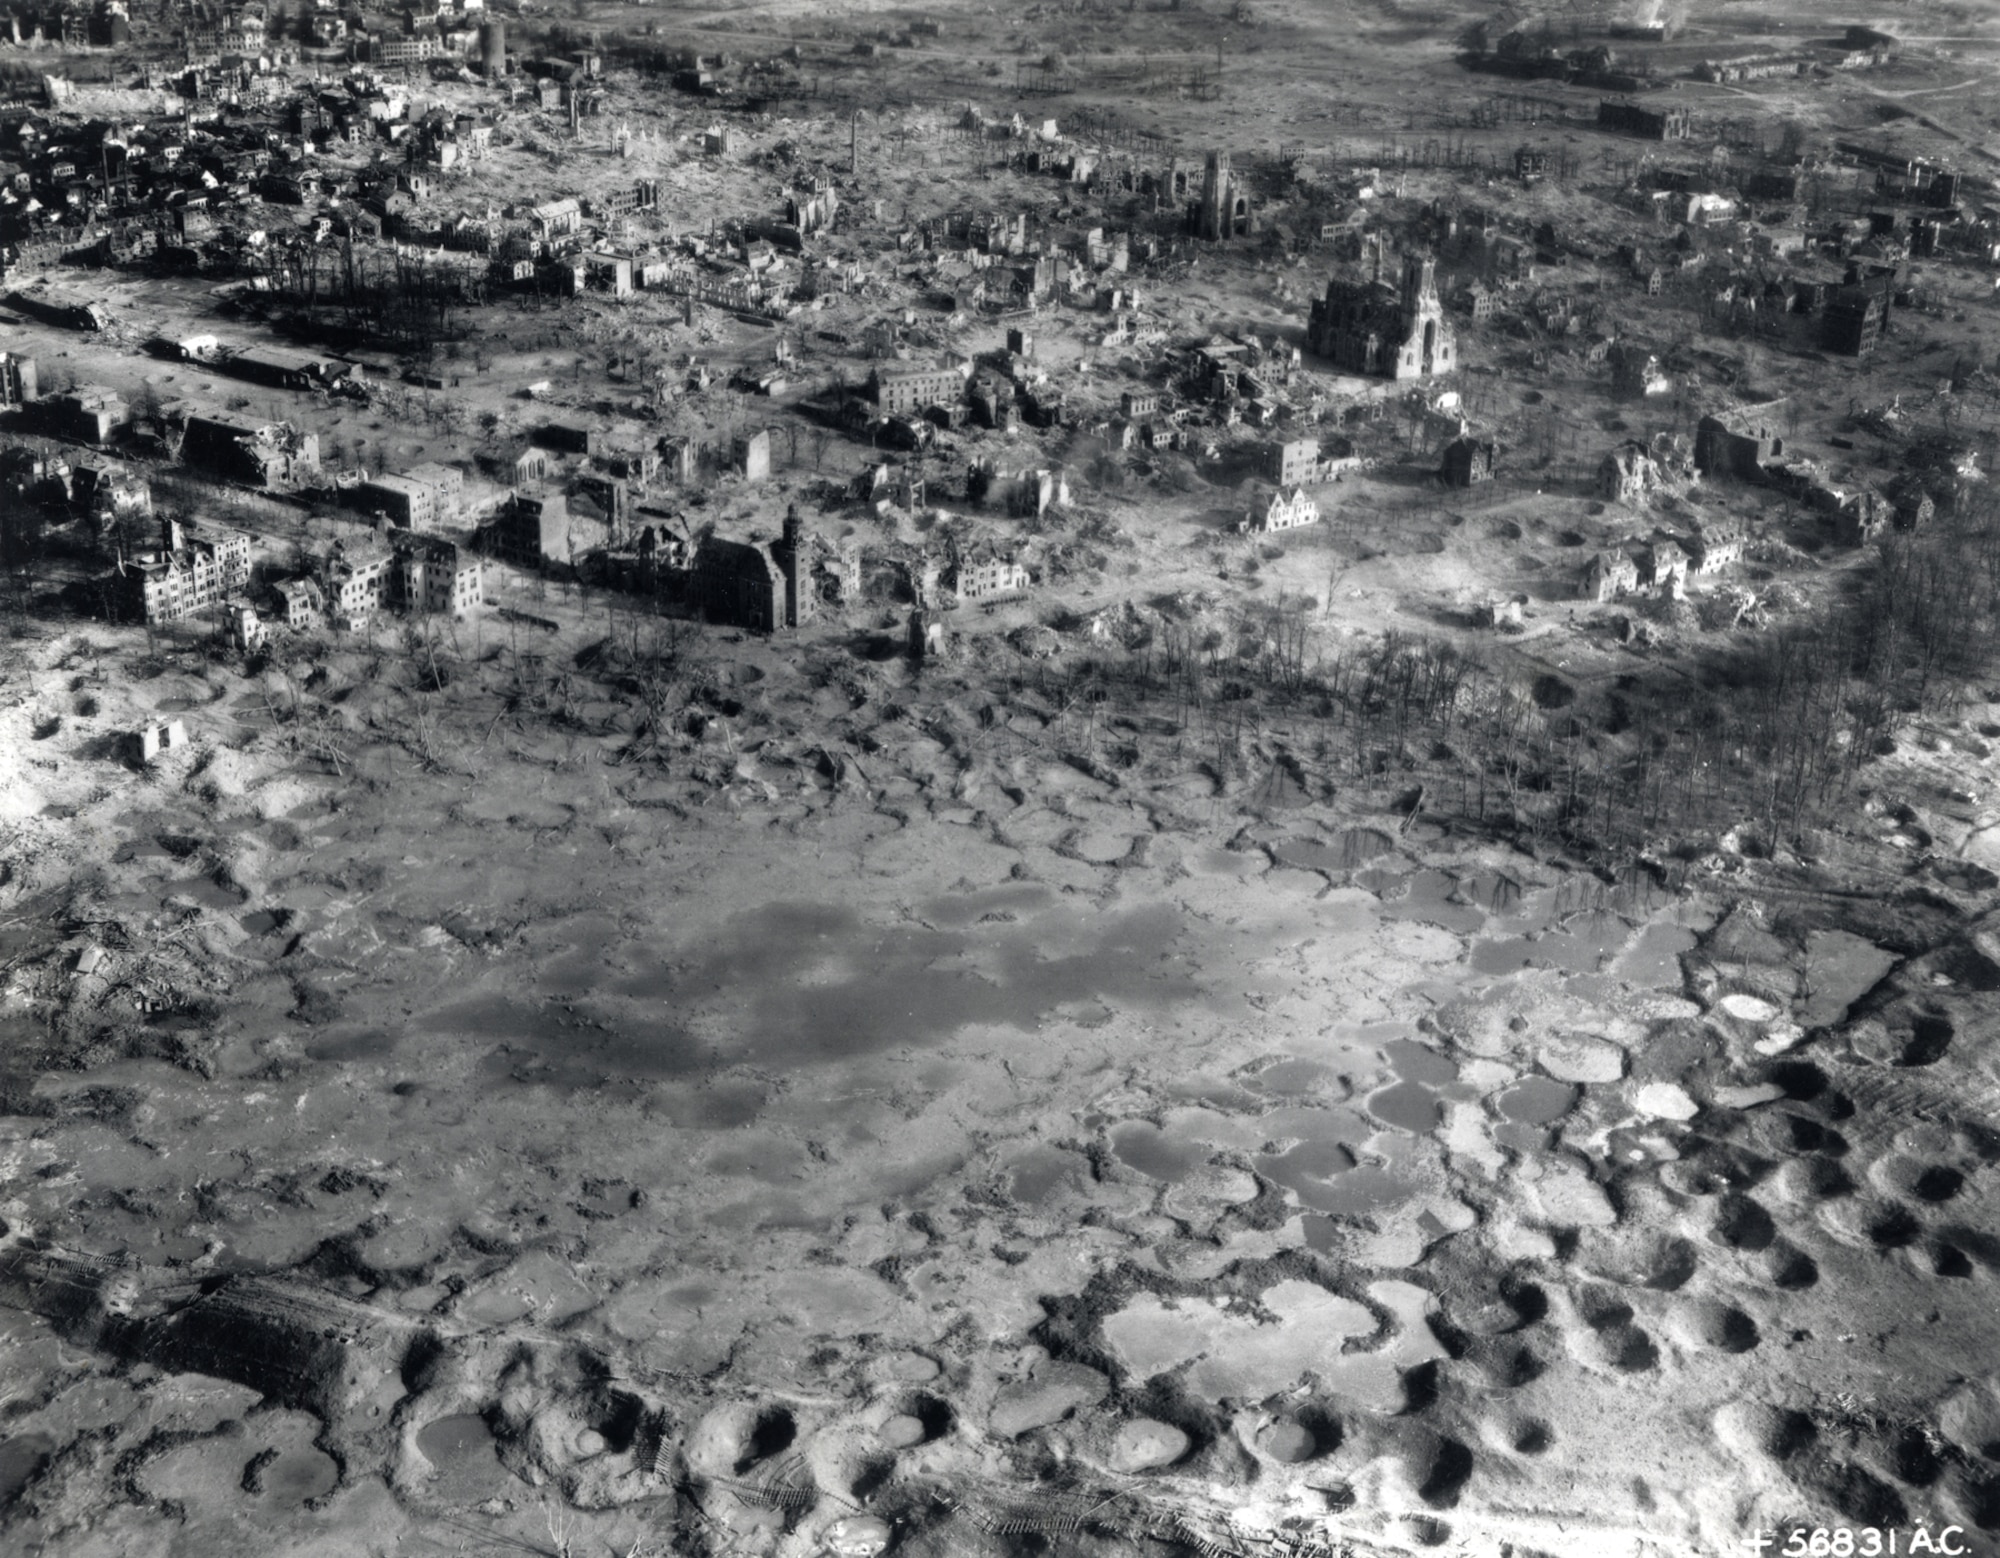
[3, 3, 2000, 1557]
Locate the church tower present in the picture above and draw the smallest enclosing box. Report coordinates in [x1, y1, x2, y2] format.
[1197, 151, 1228, 240]
[779, 504, 816, 628]
[1399, 253, 1440, 315]
[1394, 253, 1453, 379]
[1194, 151, 1247, 240]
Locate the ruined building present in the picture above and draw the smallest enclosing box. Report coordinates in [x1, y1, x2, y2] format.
[786, 179, 839, 236]
[1598, 441, 1660, 504]
[1822, 284, 1887, 357]
[2, 449, 70, 512]
[1638, 536, 1690, 598]
[1440, 436, 1496, 488]
[1600, 433, 1698, 505]
[1002, 467, 1070, 520]
[1265, 437, 1321, 487]
[1826, 488, 1891, 548]
[870, 363, 965, 417]
[353, 472, 447, 531]
[570, 472, 632, 542]
[1308, 249, 1458, 381]
[391, 534, 484, 617]
[1597, 99, 1691, 141]
[74, 461, 153, 534]
[949, 545, 1031, 602]
[180, 413, 321, 490]
[1609, 344, 1671, 398]
[1190, 151, 1249, 241]
[734, 429, 772, 483]
[43, 386, 128, 445]
[694, 506, 817, 633]
[116, 517, 252, 625]
[1580, 548, 1640, 603]
[1684, 522, 1744, 575]
[0, 351, 38, 410]
[1241, 486, 1319, 534]
[1890, 476, 1935, 531]
[1694, 402, 1787, 479]
[908, 610, 946, 663]
[6, 287, 111, 331]
[324, 542, 395, 627]
[274, 578, 324, 631]
[490, 490, 570, 568]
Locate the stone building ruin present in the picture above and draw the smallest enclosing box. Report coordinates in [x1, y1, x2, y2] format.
[1189, 151, 1249, 241]
[1308, 247, 1457, 381]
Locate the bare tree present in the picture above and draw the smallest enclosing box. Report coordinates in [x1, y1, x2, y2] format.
[545, 1500, 577, 1558]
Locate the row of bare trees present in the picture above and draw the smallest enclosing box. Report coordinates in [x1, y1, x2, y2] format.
[997, 488, 2000, 861]
[264, 240, 486, 346]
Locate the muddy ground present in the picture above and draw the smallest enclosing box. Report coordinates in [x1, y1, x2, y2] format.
[2, 600, 1999, 1557]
